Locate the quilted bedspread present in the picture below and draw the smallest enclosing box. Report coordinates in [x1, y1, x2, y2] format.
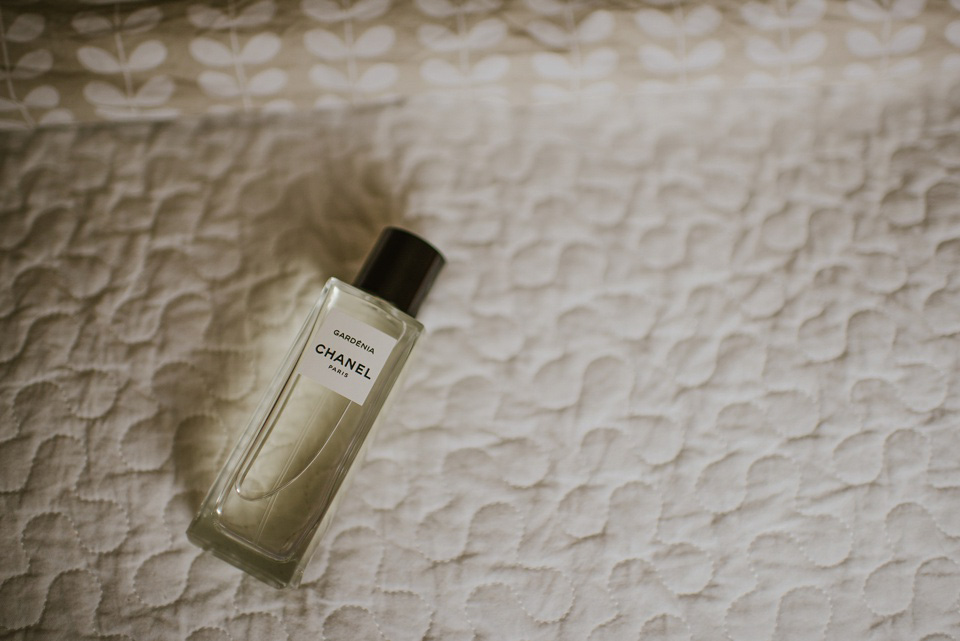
[3, 2, 960, 640]
[2, 80, 959, 640]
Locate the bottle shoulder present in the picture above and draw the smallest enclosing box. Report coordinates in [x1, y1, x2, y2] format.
[323, 278, 425, 336]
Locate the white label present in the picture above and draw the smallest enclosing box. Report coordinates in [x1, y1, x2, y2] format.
[296, 309, 398, 405]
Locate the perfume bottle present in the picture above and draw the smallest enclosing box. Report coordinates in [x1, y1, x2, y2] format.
[187, 227, 444, 588]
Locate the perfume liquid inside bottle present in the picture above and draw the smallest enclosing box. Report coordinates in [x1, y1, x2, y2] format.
[187, 228, 444, 588]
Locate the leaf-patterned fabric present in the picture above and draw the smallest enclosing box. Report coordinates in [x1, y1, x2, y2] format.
[0, 0, 958, 128]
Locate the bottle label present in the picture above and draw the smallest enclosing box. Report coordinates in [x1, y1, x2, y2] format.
[296, 309, 398, 405]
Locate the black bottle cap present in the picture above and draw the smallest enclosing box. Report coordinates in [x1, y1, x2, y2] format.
[352, 227, 445, 318]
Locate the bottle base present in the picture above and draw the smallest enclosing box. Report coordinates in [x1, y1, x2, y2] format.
[187, 513, 304, 590]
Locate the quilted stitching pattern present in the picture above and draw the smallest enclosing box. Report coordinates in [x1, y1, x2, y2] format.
[2, 81, 960, 639]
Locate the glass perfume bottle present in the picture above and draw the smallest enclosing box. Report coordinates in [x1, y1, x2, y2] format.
[187, 227, 444, 588]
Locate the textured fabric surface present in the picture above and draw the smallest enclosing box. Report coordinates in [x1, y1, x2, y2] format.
[1, 0, 960, 127]
[2, 78, 960, 639]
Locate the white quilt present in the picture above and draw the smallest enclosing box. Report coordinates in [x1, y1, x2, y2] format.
[2, 79, 960, 640]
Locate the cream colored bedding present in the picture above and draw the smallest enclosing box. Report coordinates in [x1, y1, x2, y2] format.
[2, 2, 960, 640]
